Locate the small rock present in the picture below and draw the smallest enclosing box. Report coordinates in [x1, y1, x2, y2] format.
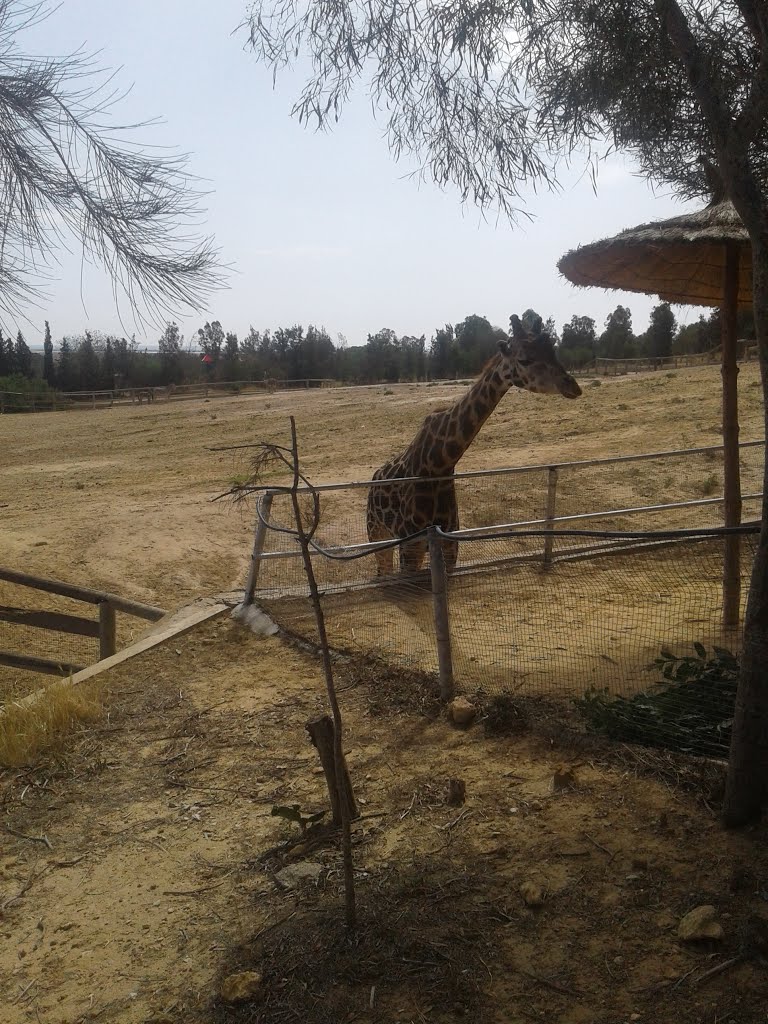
[220, 971, 263, 1003]
[273, 861, 323, 890]
[446, 778, 466, 806]
[520, 881, 545, 907]
[678, 905, 723, 942]
[449, 697, 477, 727]
[551, 765, 577, 792]
[655, 911, 677, 931]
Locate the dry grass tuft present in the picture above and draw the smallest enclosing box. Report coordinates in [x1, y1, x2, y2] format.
[0, 679, 103, 767]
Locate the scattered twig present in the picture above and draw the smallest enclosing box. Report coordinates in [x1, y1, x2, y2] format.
[3, 825, 52, 849]
[435, 809, 471, 832]
[671, 964, 701, 990]
[1, 862, 45, 914]
[11, 979, 36, 1004]
[515, 965, 584, 997]
[694, 956, 744, 987]
[253, 911, 297, 943]
[581, 831, 615, 859]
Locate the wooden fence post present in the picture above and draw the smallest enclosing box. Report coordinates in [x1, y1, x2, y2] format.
[428, 530, 455, 702]
[99, 601, 117, 659]
[543, 467, 559, 567]
[243, 491, 275, 604]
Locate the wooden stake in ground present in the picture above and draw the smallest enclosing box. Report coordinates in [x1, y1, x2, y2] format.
[306, 714, 358, 825]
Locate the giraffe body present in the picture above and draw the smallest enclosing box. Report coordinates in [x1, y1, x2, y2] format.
[366, 314, 581, 575]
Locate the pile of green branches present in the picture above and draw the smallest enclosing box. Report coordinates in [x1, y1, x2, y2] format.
[575, 644, 738, 757]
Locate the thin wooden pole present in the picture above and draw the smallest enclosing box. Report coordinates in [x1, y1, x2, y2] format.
[428, 530, 455, 702]
[543, 467, 559, 567]
[243, 491, 275, 604]
[99, 601, 117, 659]
[722, 241, 742, 630]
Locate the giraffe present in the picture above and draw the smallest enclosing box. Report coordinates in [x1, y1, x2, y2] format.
[366, 313, 582, 575]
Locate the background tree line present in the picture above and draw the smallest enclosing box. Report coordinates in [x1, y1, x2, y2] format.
[0, 302, 756, 394]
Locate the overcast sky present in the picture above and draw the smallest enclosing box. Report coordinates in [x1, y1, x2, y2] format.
[20, 0, 706, 349]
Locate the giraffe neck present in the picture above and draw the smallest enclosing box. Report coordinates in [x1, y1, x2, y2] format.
[410, 354, 516, 474]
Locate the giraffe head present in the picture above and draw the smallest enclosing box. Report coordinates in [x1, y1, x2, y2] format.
[497, 314, 582, 399]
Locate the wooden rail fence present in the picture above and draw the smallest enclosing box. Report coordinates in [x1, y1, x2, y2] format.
[591, 342, 757, 376]
[0, 568, 165, 677]
[0, 378, 338, 413]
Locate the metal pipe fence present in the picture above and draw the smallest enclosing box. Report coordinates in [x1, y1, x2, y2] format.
[243, 439, 764, 594]
[240, 440, 765, 759]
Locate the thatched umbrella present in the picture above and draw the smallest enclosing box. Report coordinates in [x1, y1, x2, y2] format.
[558, 198, 751, 629]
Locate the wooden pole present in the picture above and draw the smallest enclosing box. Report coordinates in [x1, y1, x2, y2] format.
[722, 241, 742, 630]
[243, 491, 275, 604]
[99, 601, 117, 659]
[428, 530, 455, 702]
[543, 467, 559, 567]
[306, 715, 358, 825]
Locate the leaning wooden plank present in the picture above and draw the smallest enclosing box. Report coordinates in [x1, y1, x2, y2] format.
[0, 605, 100, 637]
[3, 601, 230, 716]
[0, 651, 84, 675]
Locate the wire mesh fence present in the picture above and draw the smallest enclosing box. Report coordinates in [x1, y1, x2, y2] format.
[241, 442, 764, 760]
[259, 527, 757, 759]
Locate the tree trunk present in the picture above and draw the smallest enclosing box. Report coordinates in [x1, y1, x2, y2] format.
[722, 230, 768, 826]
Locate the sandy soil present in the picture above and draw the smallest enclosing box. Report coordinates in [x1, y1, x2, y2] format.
[2, 616, 767, 1024]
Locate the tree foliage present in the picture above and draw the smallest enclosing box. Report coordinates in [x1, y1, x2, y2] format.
[646, 303, 677, 358]
[245, 0, 768, 213]
[0, 1, 222, 326]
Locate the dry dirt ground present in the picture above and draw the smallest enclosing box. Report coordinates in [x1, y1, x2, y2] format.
[1, 362, 765, 699]
[2, 615, 768, 1024]
[1, 366, 767, 1022]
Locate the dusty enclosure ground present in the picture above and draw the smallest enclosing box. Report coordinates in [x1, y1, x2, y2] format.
[1, 617, 767, 1024]
[1, 366, 767, 1022]
[1, 362, 765, 700]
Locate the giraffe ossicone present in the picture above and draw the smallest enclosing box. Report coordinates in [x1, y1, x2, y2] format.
[366, 312, 582, 575]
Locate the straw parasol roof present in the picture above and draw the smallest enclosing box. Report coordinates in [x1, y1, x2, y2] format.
[558, 200, 752, 308]
[557, 195, 754, 630]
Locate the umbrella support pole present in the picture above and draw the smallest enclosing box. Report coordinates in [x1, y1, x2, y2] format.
[722, 242, 742, 632]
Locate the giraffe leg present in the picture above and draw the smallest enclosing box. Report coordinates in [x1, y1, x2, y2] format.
[400, 537, 428, 575]
[367, 518, 395, 576]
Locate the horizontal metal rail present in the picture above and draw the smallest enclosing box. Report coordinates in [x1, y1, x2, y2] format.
[240, 439, 764, 495]
[253, 493, 764, 562]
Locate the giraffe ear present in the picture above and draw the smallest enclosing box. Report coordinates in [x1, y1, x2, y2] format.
[498, 338, 511, 357]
